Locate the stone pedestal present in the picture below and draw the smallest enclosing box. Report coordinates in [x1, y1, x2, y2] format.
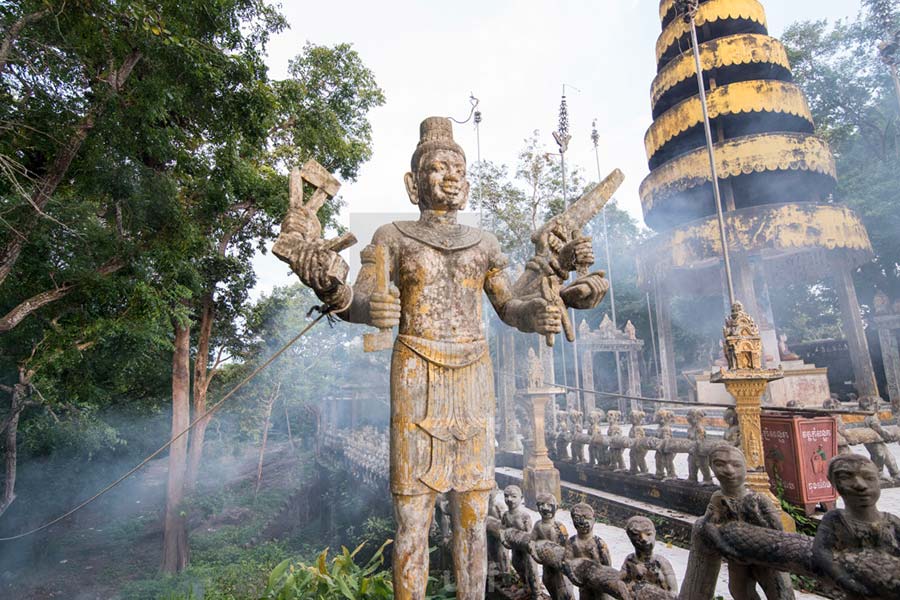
[711, 368, 796, 532]
[520, 386, 563, 507]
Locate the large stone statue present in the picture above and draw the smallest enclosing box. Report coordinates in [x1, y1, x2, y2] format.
[813, 454, 900, 599]
[621, 516, 678, 596]
[531, 493, 573, 600]
[277, 117, 607, 599]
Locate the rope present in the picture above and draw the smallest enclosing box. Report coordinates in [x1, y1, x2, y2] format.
[0, 309, 331, 542]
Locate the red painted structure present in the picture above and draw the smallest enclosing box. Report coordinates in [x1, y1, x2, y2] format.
[760, 414, 837, 515]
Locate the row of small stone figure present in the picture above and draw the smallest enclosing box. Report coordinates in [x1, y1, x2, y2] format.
[548, 408, 726, 483]
[833, 395, 900, 483]
[331, 427, 389, 483]
[485, 485, 677, 600]
[489, 446, 899, 600]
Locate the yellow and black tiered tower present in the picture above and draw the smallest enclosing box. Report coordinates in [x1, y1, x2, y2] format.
[638, 0, 878, 402]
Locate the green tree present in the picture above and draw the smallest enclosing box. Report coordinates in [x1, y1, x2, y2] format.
[782, 13, 900, 305]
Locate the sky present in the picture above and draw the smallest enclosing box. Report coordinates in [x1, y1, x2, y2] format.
[252, 0, 863, 296]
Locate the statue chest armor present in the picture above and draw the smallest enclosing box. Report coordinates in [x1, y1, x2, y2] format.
[391, 222, 489, 339]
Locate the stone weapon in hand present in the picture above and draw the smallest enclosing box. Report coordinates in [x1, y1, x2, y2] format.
[272, 160, 357, 281]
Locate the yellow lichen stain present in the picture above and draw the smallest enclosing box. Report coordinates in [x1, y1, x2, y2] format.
[651, 34, 790, 110]
[640, 132, 836, 214]
[645, 80, 812, 160]
[656, 0, 768, 63]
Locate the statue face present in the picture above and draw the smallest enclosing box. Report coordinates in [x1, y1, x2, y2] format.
[504, 486, 523, 510]
[537, 498, 557, 520]
[710, 449, 747, 489]
[626, 523, 655, 553]
[832, 462, 881, 510]
[571, 510, 593, 534]
[406, 149, 469, 211]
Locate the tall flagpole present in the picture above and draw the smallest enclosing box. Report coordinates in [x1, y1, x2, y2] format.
[591, 121, 625, 411]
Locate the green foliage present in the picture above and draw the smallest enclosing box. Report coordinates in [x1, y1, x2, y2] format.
[782, 13, 900, 305]
[260, 540, 394, 600]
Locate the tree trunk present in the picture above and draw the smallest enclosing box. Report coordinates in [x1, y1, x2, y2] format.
[0, 383, 26, 517]
[0, 8, 51, 76]
[161, 322, 190, 573]
[185, 294, 214, 491]
[255, 383, 280, 499]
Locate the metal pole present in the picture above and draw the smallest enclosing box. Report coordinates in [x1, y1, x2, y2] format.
[684, 6, 736, 306]
[591, 122, 625, 404]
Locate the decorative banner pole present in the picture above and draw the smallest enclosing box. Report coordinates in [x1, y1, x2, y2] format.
[553, 89, 575, 392]
[591, 121, 626, 411]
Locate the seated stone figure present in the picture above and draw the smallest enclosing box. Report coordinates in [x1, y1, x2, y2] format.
[813, 454, 900, 600]
[621, 516, 678, 596]
[699, 444, 795, 599]
[723, 407, 741, 448]
[531, 493, 573, 600]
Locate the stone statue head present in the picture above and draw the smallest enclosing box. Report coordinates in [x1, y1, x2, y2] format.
[404, 117, 469, 212]
[607, 410, 621, 424]
[630, 409, 645, 425]
[724, 406, 738, 426]
[570, 502, 595, 535]
[655, 408, 674, 425]
[504, 484, 523, 511]
[536, 493, 559, 520]
[625, 516, 656, 553]
[858, 395, 880, 412]
[686, 408, 705, 424]
[709, 444, 747, 491]
[827, 454, 881, 511]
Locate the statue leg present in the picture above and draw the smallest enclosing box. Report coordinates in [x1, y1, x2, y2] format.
[393, 492, 437, 600]
[699, 456, 712, 482]
[726, 563, 762, 600]
[448, 489, 490, 600]
[688, 455, 699, 482]
[881, 445, 900, 479]
[754, 567, 796, 600]
[655, 451, 665, 478]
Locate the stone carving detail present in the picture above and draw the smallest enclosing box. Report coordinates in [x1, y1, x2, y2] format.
[629, 409, 650, 475]
[723, 301, 763, 371]
[531, 493, 573, 600]
[606, 410, 627, 471]
[527, 347, 544, 390]
[654, 409, 677, 479]
[621, 516, 679, 596]
[686, 408, 712, 483]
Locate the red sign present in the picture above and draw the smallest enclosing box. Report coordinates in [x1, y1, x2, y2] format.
[761, 415, 837, 514]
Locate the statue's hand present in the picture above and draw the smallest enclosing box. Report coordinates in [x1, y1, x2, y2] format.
[559, 234, 594, 273]
[523, 297, 562, 336]
[561, 272, 608, 310]
[370, 285, 401, 329]
[291, 242, 348, 296]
